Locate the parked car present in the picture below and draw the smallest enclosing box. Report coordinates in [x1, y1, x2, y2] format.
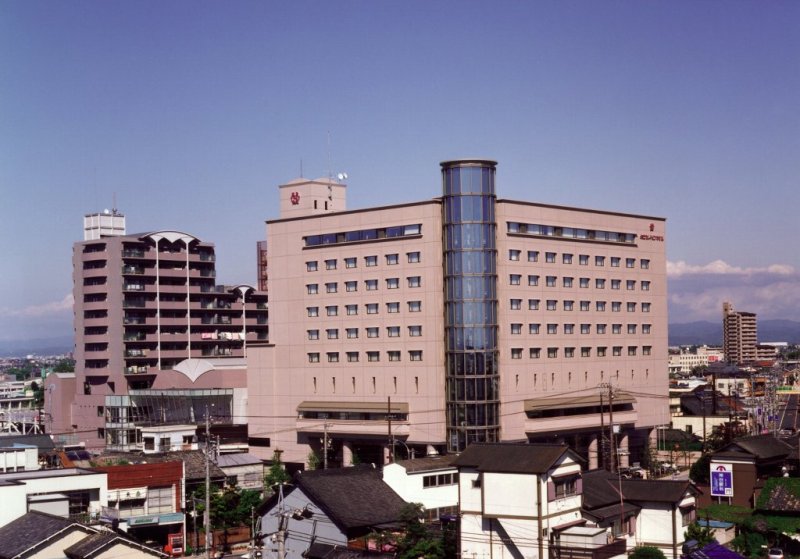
[768, 548, 784, 559]
[620, 467, 644, 479]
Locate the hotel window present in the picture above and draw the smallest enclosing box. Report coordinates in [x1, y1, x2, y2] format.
[563, 277, 574, 288]
[595, 256, 605, 266]
[581, 324, 591, 334]
[597, 324, 607, 334]
[528, 275, 540, 287]
[642, 324, 651, 334]
[408, 276, 421, 288]
[306, 261, 318, 272]
[529, 299, 540, 310]
[611, 279, 621, 290]
[409, 325, 422, 337]
[595, 279, 606, 289]
[326, 306, 338, 316]
[511, 348, 523, 359]
[528, 250, 539, 262]
[626, 258, 635, 268]
[509, 249, 521, 261]
[597, 347, 607, 357]
[326, 282, 338, 293]
[547, 323, 558, 334]
[346, 304, 358, 316]
[366, 327, 379, 338]
[546, 300, 557, 311]
[628, 346, 637, 356]
[345, 257, 357, 269]
[366, 303, 379, 314]
[626, 280, 636, 291]
[345, 281, 357, 292]
[643, 345, 652, 356]
[548, 347, 558, 358]
[529, 323, 540, 334]
[367, 351, 380, 362]
[640, 259, 650, 269]
[627, 302, 637, 312]
[580, 300, 590, 311]
[627, 324, 637, 334]
[613, 346, 622, 356]
[642, 302, 651, 312]
[565, 347, 575, 358]
[564, 300, 574, 311]
[307, 306, 319, 317]
[580, 277, 589, 288]
[307, 329, 319, 340]
[612, 324, 622, 334]
[346, 328, 359, 339]
[409, 350, 423, 361]
[564, 324, 575, 334]
[347, 352, 359, 362]
[546, 276, 557, 287]
[327, 329, 339, 339]
[387, 302, 400, 313]
[596, 301, 606, 312]
[579, 254, 589, 266]
[325, 259, 337, 270]
[510, 274, 521, 286]
[366, 279, 378, 290]
[641, 281, 650, 291]
[307, 284, 319, 294]
[612, 302, 621, 312]
[386, 253, 399, 265]
[511, 323, 522, 335]
[387, 326, 401, 337]
[563, 253, 573, 264]
[546, 252, 556, 263]
[388, 351, 401, 361]
[308, 353, 320, 363]
[407, 251, 421, 263]
[511, 299, 522, 310]
[582, 347, 591, 357]
[611, 257, 620, 267]
[365, 255, 378, 267]
[386, 278, 400, 289]
[530, 348, 541, 359]
[408, 300, 422, 312]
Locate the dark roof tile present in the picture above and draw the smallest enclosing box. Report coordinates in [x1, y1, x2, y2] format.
[454, 443, 579, 474]
[0, 511, 92, 559]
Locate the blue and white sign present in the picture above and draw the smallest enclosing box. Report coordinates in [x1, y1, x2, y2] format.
[710, 463, 734, 497]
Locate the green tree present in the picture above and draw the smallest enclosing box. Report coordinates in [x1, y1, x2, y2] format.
[629, 546, 667, 559]
[684, 522, 715, 548]
[264, 450, 290, 490]
[690, 453, 711, 484]
[307, 451, 321, 471]
[395, 503, 445, 559]
[53, 359, 75, 373]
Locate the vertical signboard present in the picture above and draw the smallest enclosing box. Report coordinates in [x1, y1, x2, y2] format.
[710, 463, 734, 497]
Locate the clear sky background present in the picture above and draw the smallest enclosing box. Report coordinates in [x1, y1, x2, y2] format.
[1, 1, 798, 342]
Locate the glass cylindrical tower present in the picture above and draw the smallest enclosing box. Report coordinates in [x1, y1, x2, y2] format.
[441, 159, 499, 452]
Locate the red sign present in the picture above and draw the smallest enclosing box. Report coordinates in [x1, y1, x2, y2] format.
[290, 192, 300, 205]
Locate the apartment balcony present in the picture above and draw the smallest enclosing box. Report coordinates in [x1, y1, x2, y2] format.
[124, 365, 157, 376]
[122, 265, 149, 276]
[158, 284, 188, 294]
[84, 349, 110, 360]
[82, 284, 107, 295]
[188, 252, 215, 263]
[84, 365, 110, 375]
[159, 348, 191, 360]
[157, 267, 189, 278]
[122, 283, 147, 292]
[83, 333, 108, 344]
[83, 317, 108, 328]
[122, 248, 146, 258]
[122, 299, 156, 310]
[551, 539, 628, 559]
[246, 315, 269, 326]
[125, 348, 150, 358]
[82, 301, 109, 312]
[81, 268, 108, 279]
[158, 300, 189, 311]
[123, 315, 149, 326]
[200, 348, 235, 358]
[191, 332, 245, 343]
[159, 316, 189, 327]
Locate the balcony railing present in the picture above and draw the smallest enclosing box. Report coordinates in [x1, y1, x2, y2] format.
[122, 265, 145, 275]
[122, 249, 145, 258]
[123, 283, 145, 291]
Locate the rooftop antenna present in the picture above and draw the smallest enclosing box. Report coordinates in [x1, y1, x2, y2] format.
[112, 192, 118, 215]
[327, 130, 332, 183]
[300, 158, 304, 178]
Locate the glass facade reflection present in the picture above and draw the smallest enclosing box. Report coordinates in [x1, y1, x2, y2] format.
[441, 160, 499, 452]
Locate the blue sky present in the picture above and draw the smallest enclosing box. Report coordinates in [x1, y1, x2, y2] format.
[1, 1, 798, 341]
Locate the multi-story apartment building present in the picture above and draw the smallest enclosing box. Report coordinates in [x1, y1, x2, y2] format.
[723, 301, 758, 364]
[247, 160, 668, 468]
[668, 345, 724, 374]
[48, 212, 268, 450]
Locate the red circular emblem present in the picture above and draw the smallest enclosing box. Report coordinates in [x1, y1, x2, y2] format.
[290, 192, 300, 205]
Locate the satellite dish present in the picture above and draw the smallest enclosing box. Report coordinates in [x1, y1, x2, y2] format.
[337, 172, 348, 181]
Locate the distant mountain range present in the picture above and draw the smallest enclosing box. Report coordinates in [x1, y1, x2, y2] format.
[0, 336, 73, 357]
[668, 319, 800, 347]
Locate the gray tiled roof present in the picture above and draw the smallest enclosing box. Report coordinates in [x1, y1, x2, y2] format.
[63, 531, 168, 558]
[0, 511, 92, 559]
[453, 443, 579, 474]
[216, 452, 264, 468]
[582, 469, 696, 508]
[293, 465, 408, 534]
[392, 454, 458, 473]
[304, 542, 396, 559]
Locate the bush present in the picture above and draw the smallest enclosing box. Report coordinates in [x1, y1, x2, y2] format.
[629, 546, 667, 559]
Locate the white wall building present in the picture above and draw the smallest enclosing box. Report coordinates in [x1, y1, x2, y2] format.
[382, 455, 459, 521]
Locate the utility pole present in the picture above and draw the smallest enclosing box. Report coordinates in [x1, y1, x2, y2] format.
[205, 404, 212, 559]
[387, 396, 394, 463]
[599, 389, 606, 470]
[608, 384, 617, 474]
[323, 420, 329, 470]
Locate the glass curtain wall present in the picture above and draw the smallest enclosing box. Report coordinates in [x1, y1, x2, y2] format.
[441, 160, 499, 452]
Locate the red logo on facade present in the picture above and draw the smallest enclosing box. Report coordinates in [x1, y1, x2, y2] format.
[290, 192, 300, 205]
[649, 223, 655, 232]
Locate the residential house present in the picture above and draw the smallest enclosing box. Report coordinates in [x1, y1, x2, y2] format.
[453, 443, 584, 559]
[382, 455, 459, 521]
[256, 465, 408, 559]
[216, 452, 265, 492]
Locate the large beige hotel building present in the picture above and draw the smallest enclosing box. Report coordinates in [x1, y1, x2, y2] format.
[247, 159, 668, 468]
